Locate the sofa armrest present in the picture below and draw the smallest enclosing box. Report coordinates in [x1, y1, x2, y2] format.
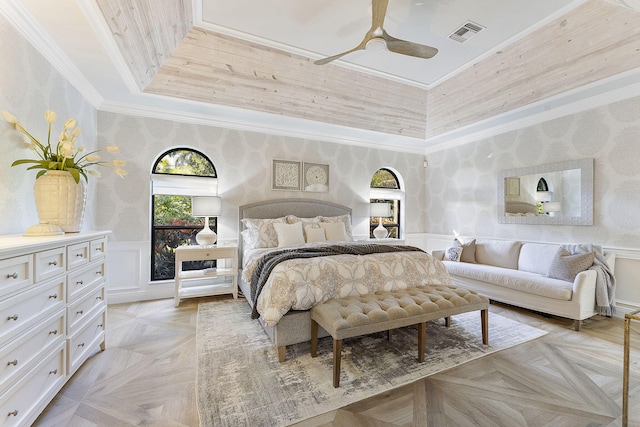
[431, 249, 445, 261]
[572, 269, 597, 302]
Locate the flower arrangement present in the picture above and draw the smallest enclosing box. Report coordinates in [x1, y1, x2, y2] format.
[2, 109, 127, 183]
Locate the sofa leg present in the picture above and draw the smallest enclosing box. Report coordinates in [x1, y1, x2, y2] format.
[574, 319, 582, 332]
[278, 346, 286, 362]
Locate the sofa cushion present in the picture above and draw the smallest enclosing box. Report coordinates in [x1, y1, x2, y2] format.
[518, 242, 561, 275]
[443, 261, 573, 301]
[475, 239, 522, 270]
[546, 248, 595, 282]
[454, 239, 477, 263]
[444, 246, 463, 262]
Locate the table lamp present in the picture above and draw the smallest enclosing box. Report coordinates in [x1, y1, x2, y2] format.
[370, 202, 390, 239]
[192, 196, 222, 245]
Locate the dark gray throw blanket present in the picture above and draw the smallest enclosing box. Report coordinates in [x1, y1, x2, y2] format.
[562, 244, 616, 316]
[250, 243, 425, 320]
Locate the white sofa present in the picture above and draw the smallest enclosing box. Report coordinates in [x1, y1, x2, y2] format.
[432, 239, 615, 331]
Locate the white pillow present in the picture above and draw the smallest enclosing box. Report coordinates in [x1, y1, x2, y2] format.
[444, 246, 463, 262]
[320, 215, 354, 241]
[319, 222, 348, 241]
[304, 225, 326, 243]
[273, 222, 305, 247]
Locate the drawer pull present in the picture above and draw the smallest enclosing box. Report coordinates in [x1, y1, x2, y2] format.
[7, 314, 18, 321]
[95, 248, 102, 253]
[97, 323, 104, 328]
[49, 369, 58, 375]
[76, 280, 84, 285]
[96, 271, 102, 275]
[6, 359, 18, 366]
[96, 296, 103, 300]
[76, 310, 84, 315]
[7, 409, 18, 417]
[76, 253, 84, 257]
[48, 260, 58, 266]
[49, 293, 58, 299]
[6, 272, 18, 279]
[78, 343, 85, 348]
[49, 329, 58, 335]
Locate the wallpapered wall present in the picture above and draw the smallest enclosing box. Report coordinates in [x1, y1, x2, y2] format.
[95, 111, 428, 242]
[425, 94, 640, 250]
[0, 15, 98, 236]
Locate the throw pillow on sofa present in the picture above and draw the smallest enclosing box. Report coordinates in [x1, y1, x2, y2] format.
[453, 238, 477, 263]
[444, 246, 463, 262]
[546, 248, 595, 282]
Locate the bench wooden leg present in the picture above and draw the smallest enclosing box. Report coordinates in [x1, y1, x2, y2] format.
[278, 346, 286, 362]
[444, 316, 451, 327]
[481, 309, 489, 345]
[311, 320, 318, 357]
[333, 339, 342, 388]
[388, 329, 393, 340]
[418, 322, 426, 362]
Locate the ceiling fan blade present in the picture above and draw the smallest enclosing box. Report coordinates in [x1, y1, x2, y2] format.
[371, 0, 389, 32]
[382, 30, 438, 59]
[314, 42, 367, 65]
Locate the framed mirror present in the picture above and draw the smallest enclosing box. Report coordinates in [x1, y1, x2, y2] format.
[497, 158, 594, 225]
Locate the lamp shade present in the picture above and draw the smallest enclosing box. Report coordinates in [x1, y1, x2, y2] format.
[192, 196, 222, 217]
[534, 191, 553, 202]
[370, 202, 390, 217]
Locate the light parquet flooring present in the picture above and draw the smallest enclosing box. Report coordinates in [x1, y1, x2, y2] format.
[34, 297, 640, 427]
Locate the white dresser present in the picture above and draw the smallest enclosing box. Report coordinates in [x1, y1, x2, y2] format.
[0, 231, 109, 427]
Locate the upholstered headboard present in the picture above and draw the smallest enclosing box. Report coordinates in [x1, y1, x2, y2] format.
[238, 198, 352, 264]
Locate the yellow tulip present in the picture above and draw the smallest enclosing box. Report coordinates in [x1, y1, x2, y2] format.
[64, 118, 77, 129]
[45, 110, 56, 124]
[86, 154, 100, 162]
[112, 159, 127, 167]
[1, 110, 18, 124]
[71, 127, 81, 137]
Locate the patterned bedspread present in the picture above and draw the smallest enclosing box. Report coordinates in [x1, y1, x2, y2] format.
[242, 242, 454, 326]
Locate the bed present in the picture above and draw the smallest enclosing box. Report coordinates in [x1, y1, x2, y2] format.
[238, 198, 453, 362]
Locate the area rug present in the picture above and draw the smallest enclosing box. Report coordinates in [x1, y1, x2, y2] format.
[196, 299, 547, 427]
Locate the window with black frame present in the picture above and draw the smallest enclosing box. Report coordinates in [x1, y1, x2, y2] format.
[151, 148, 217, 281]
[369, 168, 402, 239]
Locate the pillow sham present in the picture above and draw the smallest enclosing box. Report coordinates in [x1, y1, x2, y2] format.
[319, 222, 348, 241]
[273, 222, 305, 247]
[546, 248, 595, 282]
[444, 246, 463, 262]
[286, 215, 322, 225]
[320, 215, 354, 241]
[241, 217, 286, 248]
[304, 225, 326, 243]
[241, 229, 258, 251]
[453, 238, 477, 263]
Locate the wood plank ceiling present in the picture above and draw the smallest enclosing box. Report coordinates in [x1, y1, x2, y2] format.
[95, 0, 640, 141]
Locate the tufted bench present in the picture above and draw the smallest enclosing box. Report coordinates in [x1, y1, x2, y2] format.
[310, 285, 489, 387]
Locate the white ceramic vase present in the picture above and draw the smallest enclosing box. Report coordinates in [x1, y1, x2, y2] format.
[33, 170, 87, 233]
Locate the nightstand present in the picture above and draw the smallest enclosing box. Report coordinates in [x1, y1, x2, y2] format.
[174, 245, 238, 306]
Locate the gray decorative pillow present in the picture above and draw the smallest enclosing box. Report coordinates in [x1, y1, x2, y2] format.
[454, 238, 477, 263]
[546, 248, 595, 282]
[444, 246, 463, 262]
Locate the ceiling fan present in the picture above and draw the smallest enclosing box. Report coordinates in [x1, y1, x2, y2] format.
[314, 0, 438, 65]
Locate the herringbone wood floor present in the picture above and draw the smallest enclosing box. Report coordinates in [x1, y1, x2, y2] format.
[34, 296, 640, 426]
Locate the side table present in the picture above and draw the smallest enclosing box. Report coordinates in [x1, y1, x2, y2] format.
[174, 245, 238, 307]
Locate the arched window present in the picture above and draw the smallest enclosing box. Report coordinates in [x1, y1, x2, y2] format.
[150, 148, 217, 281]
[370, 168, 403, 238]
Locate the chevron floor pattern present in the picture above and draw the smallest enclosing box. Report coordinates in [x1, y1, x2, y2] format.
[34, 297, 639, 427]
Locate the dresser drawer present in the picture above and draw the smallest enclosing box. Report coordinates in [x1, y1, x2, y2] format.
[0, 309, 65, 390]
[0, 255, 33, 299]
[35, 247, 65, 283]
[90, 237, 107, 262]
[67, 261, 105, 302]
[0, 343, 65, 427]
[68, 286, 105, 335]
[0, 279, 65, 345]
[67, 242, 90, 271]
[68, 310, 105, 374]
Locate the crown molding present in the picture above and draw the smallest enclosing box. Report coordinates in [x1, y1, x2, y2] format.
[0, 0, 103, 108]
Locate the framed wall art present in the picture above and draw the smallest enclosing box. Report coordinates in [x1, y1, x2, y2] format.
[302, 162, 329, 192]
[272, 159, 301, 191]
[505, 177, 520, 197]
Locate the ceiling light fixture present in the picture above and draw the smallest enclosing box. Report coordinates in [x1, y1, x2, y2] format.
[365, 37, 387, 52]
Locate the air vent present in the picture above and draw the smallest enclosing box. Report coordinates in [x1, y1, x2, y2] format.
[449, 21, 485, 43]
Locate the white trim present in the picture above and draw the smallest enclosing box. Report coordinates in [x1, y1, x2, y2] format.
[0, 0, 103, 108]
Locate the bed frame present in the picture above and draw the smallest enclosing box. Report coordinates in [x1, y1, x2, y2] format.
[238, 198, 353, 362]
